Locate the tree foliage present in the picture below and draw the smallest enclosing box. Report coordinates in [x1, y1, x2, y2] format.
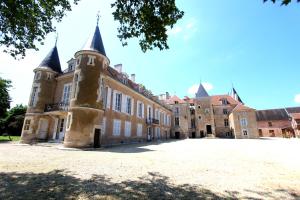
[0, 77, 12, 118]
[263, 0, 300, 5]
[0, 0, 79, 58]
[111, 0, 184, 52]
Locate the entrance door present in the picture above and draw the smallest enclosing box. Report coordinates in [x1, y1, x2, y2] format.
[192, 132, 196, 138]
[38, 119, 48, 139]
[175, 132, 180, 139]
[58, 118, 65, 141]
[94, 128, 101, 148]
[206, 125, 212, 134]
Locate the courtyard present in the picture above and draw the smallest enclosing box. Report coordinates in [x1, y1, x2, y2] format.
[0, 138, 299, 199]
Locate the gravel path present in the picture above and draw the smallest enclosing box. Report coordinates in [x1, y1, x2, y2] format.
[0, 138, 299, 199]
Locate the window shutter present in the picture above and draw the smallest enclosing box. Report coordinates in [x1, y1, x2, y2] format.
[106, 87, 111, 109]
[131, 99, 134, 115]
[112, 90, 116, 111]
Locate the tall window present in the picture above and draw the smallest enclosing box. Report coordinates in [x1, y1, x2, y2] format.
[24, 119, 31, 130]
[137, 124, 143, 136]
[62, 84, 72, 105]
[243, 129, 248, 136]
[223, 109, 228, 115]
[224, 119, 229, 127]
[73, 74, 79, 98]
[29, 86, 38, 106]
[191, 119, 196, 128]
[34, 72, 41, 80]
[125, 121, 131, 137]
[175, 117, 179, 126]
[240, 118, 247, 127]
[175, 107, 179, 114]
[137, 101, 143, 118]
[113, 119, 121, 136]
[59, 119, 65, 132]
[115, 93, 122, 112]
[126, 97, 132, 114]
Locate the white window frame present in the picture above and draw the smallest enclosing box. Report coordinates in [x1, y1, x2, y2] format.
[106, 87, 112, 109]
[114, 92, 122, 112]
[137, 101, 144, 118]
[137, 123, 143, 137]
[102, 117, 106, 135]
[87, 55, 96, 66]
[240, 118, 248, 127]
[125, 96, 132, 115]
[62, 83, 72, 105]
[125, 121, 131, 137]
[29, 84, 40, 107]
[34, 71, 41, 81]
[113, 119, 121, 136]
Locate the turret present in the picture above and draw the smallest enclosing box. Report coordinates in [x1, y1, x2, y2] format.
[195, 83, 209, 99]
[64, 19, 110, 147]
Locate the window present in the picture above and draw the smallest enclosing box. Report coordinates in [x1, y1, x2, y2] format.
[115, 93, 122, 112]
[148, 106, 152, 119]
[87, 55, 96, 66]
[205, 108, 210, 114]
[240, 118, 247, 126]
[198, 116, 201, 120]
[223, 109, 228, 115]
[175, 117, 179, 126]
[125, 121, 131, 137]
[102, 117, 106, 135]
[126, 97, 132, 114]
[137, 101, 144, 118]
[269, 130, 275, 137]
[47, 73, 52, 80]
[221, 99, 228, 105]
[175, 101, 178, 104]
[137, 123, 143, 136]
[198, 105, 201, 109]
[106, 87, 112, 109]
[175, 107, 179, 114]
[243, 129, 248, 136]
[113, 119, 121, 136]
[59, 119, 65, 132]
[268, 121, 273, 127]
[62, 83, 72, 105]
[191, 119, 196, 128]
[24, 119, 31, 130]
[29, 86, 38, 106]
[66, 113, 72, 130]
[224, 119, 229, 127]
[73, 73, 79, 98]
[34, 72, 41, 80]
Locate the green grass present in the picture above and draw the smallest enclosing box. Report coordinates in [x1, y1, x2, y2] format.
[0, 136, 21, 142]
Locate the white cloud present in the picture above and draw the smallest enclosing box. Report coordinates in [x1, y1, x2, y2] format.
[167, 26, 182, 35]
[187, 82, 213, 96]
[295, 94, 300, 104]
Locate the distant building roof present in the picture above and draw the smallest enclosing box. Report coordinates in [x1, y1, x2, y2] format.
[210, 95, 239, 106]
[38, 46, 62, 73]
[195, 83, 209, 98]
[165, 95, 186, 104]
[285, 107, 300, 114]
[256, 109, 290, 121]
[81, 25, 106, 56]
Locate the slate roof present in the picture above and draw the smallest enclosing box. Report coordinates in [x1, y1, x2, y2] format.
[82, 25, 106, 56]
[285, 107, 300, 114]
[165, 95, 186, 104]
[38, 46, 62, 73]
[195, 83, 209, 98]
[256, 109, 290, 121]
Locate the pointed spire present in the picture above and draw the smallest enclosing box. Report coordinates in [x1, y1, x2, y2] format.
[81, 13, 106, 56]
[195, 83, 209, 98]
[231, 87, 243, 104]
[38, 44, 62, 73]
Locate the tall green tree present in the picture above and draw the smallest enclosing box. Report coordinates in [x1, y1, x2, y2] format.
[0, 77, 12, 118]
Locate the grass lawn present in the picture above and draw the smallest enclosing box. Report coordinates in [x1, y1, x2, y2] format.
[0, 135, 20, 142]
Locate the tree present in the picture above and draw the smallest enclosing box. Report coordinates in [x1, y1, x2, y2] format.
[0, 77, 12, 118]
[264, 0, 300, 5]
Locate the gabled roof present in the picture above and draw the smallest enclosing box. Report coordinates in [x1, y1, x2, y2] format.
[210, 95, 239, 106]
[165, 95, 186, 104]
[231, 87, 243, 104]
[38, 46, 62, 73]
[82, 25, 106, 56]
[232, 103, 253, 112]
[195, 83, 209, 98]
[256, 109, 290, 121]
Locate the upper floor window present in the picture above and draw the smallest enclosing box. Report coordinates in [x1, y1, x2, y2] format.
[224, 119, 229, 127]
[223, 109, 228, 115]
[221, 99, 228, 105]
[137, 101, 144, 118]
[205, 108, 210, 114]
[87, 55, 96, 66]
[268, 121, 273, 127]
[73, 73, 79, 99]
[240, 118, 247, 127]
[175, 117, 179, 126]
[34, 72, 41, 80]
[175, 107, 179, 114]
[114, 93, 122, 112]
[47, 73, 52, 80]
[29, 86, 38, 106]
[174, 101, 178, 104]
[62, 83, 72, 105]
[126, 96, 132, 114]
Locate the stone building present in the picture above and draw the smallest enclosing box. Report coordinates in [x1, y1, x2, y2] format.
[164, 84, 259, 139]
[21, 23, 172, 148]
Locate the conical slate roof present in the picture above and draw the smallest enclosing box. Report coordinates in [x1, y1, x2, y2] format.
[195, 83, 209, 98]
[82, 25, 106, 56]
[38, 46, 62, 73]
[231, 87, 243, 104]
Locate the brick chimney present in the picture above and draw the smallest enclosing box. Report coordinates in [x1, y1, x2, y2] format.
[130, 74, 136, 82]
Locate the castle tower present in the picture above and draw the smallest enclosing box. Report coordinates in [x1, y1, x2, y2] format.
[195, 83, 209, 99]
[21, 44, 62, 143]
[64, 21, 110, 147]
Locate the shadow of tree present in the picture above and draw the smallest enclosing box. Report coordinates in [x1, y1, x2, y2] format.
[0, 170, 240, 200]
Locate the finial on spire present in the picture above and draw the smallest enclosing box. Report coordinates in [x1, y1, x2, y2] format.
[55, 32, 58, 46]
[96, 11, 100, 26]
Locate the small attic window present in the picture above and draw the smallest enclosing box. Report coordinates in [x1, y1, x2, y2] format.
[198, 105, 201, 109]
[175, 101, 179, 104]
[221, 99, 228, 105]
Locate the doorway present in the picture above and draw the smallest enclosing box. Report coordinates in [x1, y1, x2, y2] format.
[206, 125, 212, 134]
[192, 132, 196, 138]
[175, 132, 180, 139]
[94, 128, 101, 148]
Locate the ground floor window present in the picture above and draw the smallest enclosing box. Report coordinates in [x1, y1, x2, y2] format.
[242, 129, 248, 136]
[113, 119, 121, 136]
[125, 121, 131, 137]
[137, 123, 143, 136]
[24, 119, 31, 130]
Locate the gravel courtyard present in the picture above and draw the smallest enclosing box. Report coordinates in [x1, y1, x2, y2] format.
[0, 138, 300, 200]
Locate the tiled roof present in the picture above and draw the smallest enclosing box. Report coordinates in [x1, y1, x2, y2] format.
[256, 109, 290, 121]
[210, 95, 239, 106]
[39, 46, 62, 73]
[232, 103, 253, 112]
[165, 95, 186, 104]
[81, 25, 106, 56]
[290, 113, 300, 120]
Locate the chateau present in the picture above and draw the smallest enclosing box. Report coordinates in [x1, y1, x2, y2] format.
[20, 22, 300, 148]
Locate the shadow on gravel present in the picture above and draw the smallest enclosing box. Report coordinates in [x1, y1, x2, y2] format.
[0, 170, 239, 200]
[1, 170, 298, 200]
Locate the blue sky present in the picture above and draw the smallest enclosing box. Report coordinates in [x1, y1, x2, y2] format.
[1, 0, 300, 110]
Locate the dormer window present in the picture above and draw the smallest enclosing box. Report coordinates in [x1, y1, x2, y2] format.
[34, 72, 41, 80]
[174, 101, 179, 104]
[87, 55, 96, 66]
[221, 98, 228, 105]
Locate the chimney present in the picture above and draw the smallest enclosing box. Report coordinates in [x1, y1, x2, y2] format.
[130, 74, 136, 82]
[166, 92, 170, 99]
[114, 64, 122, 73]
